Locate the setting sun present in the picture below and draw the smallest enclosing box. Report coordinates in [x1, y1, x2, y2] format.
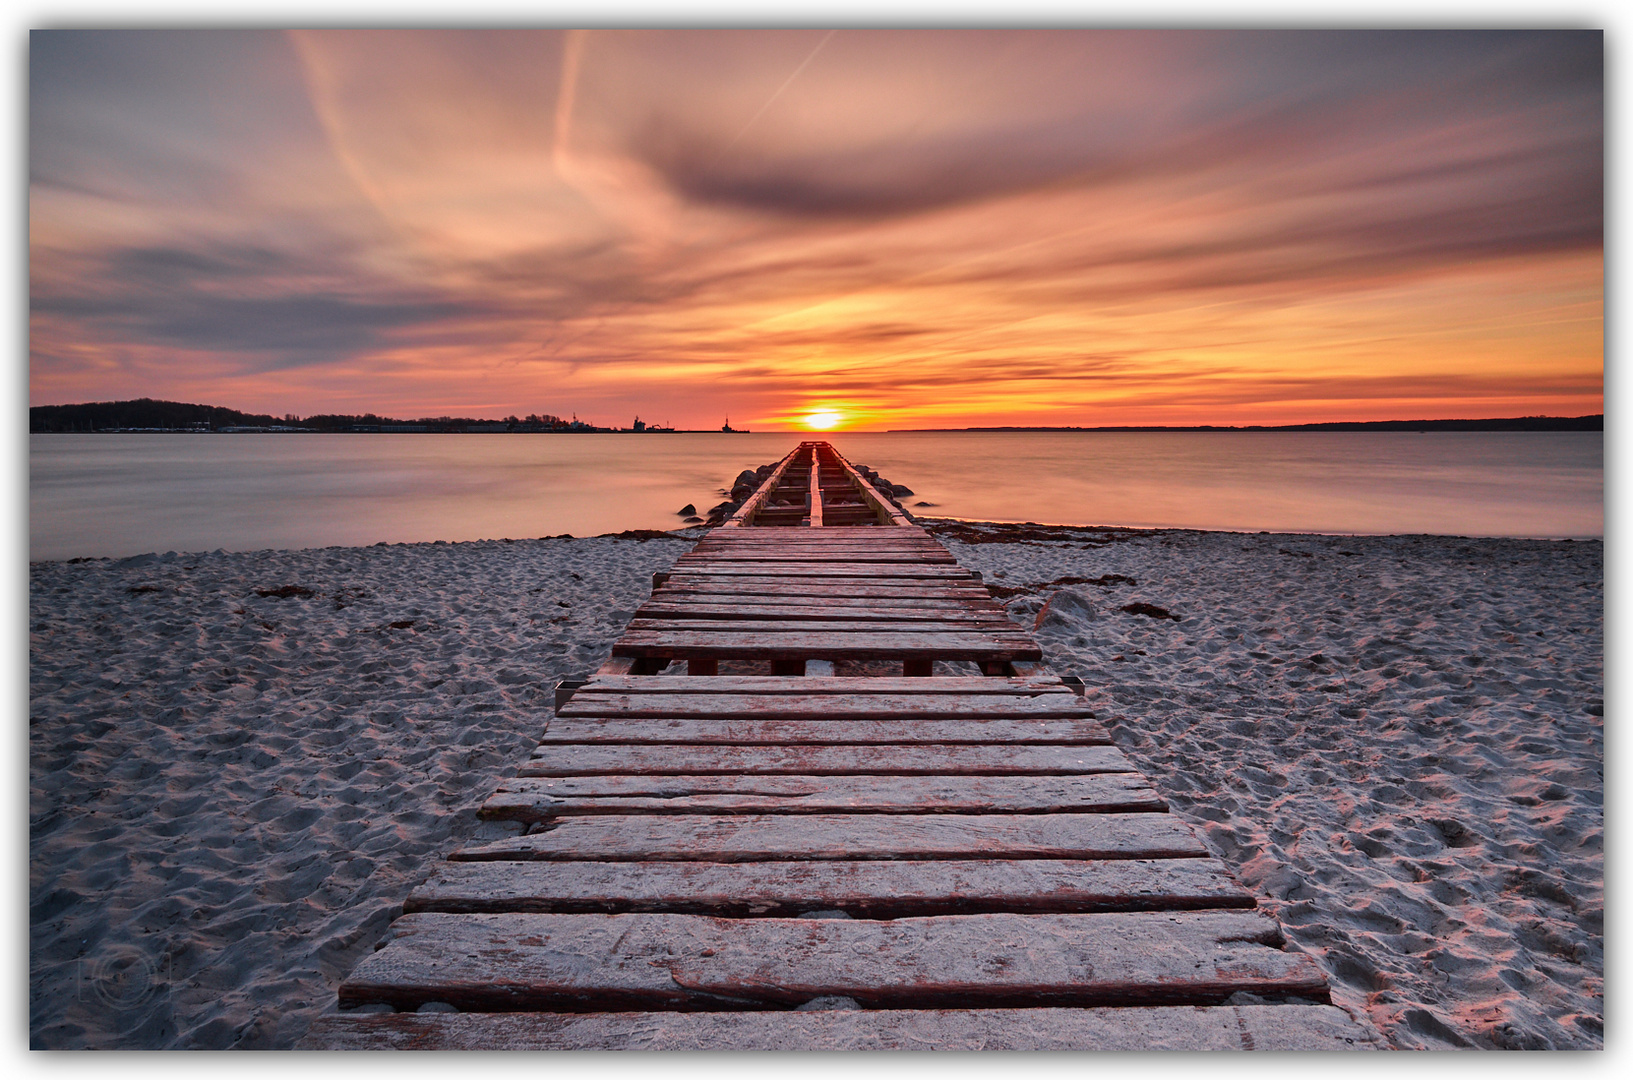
[803, 410, 843, 430]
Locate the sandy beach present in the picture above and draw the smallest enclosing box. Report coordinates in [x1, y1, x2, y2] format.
[29, 523, 1601, 1049]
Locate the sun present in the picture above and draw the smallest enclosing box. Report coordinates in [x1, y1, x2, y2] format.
[803, 409, 843, 430]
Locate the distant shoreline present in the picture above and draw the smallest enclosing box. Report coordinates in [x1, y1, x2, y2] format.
[27, 398, 1600, 434]
[27, 428, 754, 435]
[890, 416, 1602, 433]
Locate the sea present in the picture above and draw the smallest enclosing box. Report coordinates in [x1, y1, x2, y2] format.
[28, 430, 1603, 561]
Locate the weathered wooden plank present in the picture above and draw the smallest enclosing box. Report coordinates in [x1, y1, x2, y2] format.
[698, 542, 935, 551]
[451, 811, 1200, 862]
[559, 694, 1090, 721]
[299, 1004, 1380, 1051]
[691, 543, 945, 553]
[405, 856, 1251, 917]
[648, 593, 999, 608]
[481, 773, 1157, 819]
[568, 675, 1078, 695]
[625, 618, 1021, 634]
[336, 910, 1327, 1012]
[677, 551, 956, 563]
[658, 581, 992, 599]
[692, 535, 947, 542]
[717, 526, 927, 538]
[538, 716, 1108, 743]
[612, 630, 1042, 662]
[522, 743, 1130, 776]
[808, 458, 824, 527]
[559, 695, 1092, 721]
[636, 602, 1008, 622]
[680, 555, 952, 566]
[723, 446, 802, 527]
[664, 563, 974, 578]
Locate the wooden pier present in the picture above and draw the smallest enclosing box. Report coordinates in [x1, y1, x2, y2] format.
[300, 443, 1377, 1050]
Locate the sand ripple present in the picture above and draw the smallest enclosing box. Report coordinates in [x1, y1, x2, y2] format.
[30, 534, 694, 1048]
[941, 524, 1602, 1050]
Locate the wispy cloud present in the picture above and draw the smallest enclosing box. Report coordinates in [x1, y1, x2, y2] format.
[29, 28, 1602, 427]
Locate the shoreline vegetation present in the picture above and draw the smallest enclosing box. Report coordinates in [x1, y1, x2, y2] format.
[27, 398, 742, 434]
[27, 398, 1603, 434]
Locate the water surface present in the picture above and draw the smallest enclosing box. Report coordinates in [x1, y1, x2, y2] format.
[29, 430, 1602, 561]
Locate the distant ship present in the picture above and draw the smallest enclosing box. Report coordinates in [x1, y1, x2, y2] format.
[721, 417, 750, 433]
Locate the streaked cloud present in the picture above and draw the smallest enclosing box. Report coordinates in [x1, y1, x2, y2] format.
[29, 28, 1602, 427]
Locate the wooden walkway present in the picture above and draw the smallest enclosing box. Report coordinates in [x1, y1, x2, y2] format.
[299, 443, 1377, 1050]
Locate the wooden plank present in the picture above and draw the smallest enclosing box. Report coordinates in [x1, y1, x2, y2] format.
[649, 584, 992, 601]
[808, 456, 823, 527]
[405, 856, 1252, 917]
[678, 552, 950, 561]
[658, 581, 991, 599]
[684, 552, 950, 562]
[450, 811, 1201, 861]
[636, 602, 1008, 621]
[299, 1004, 1380, 1051]
[829, 445, 915, 527]
[611, 630, 1042, 662]
[716, 526, 927, 539]
[567, 675, 1079, 695]
[336, 910, 1327, 1012]
[683, 543, 949, 551]
[722, 446, 801, 527]
[522, 743, 1130, 776]
[691, 543, 944, 553]
[664, 563, 973, 578]
[625, 618, 1021, 634]
[559, 695, 1092, 720]
[537, 716, 1109, 743]
[481, 773, 1159, 819]
[722, 535, 930, 543]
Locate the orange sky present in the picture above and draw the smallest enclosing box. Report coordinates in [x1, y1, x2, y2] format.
[29, 29, 1602, 430]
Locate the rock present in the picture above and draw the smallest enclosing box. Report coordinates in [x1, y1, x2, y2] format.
[676, 504, 696, 516]
[1121, 602, 1181, 622]
[889, 485, 915, 497]
[795, 996, 863, 1011]
[1035, 587, 1098, 631]
[734, 470, 760, 489]
[256, 585, 315, 599]
[1005, 596, 1044, 621]
[683, 516, 704, 524]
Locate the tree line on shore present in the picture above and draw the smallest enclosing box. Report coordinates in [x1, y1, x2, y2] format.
[29, 399, 596, 433]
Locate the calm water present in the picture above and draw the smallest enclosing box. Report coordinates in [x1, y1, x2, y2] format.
[29, 431, 1602, 561]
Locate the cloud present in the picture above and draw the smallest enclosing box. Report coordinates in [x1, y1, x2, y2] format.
[27, 29, 1603, 426]
[33, 239, 505, 371]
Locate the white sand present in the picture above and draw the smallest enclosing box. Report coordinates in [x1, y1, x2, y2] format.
[29, 524, 1601, 1049]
